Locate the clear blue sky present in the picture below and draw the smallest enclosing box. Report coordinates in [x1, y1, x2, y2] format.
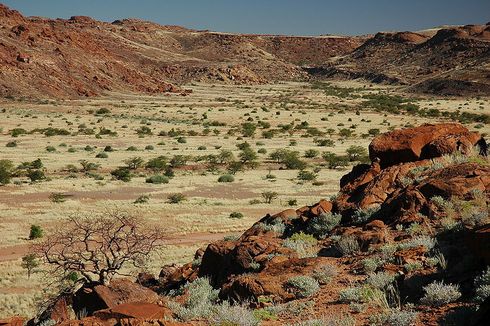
[2, 0, 489, 36]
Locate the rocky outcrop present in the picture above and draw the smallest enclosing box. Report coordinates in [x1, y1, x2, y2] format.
[369, 123, 480, 168]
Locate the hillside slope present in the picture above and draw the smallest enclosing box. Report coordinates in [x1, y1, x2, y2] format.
[0, 4, 363, 98]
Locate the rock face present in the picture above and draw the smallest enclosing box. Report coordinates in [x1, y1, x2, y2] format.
[369, 123, 480, 168]
[73, 279, 160, 315]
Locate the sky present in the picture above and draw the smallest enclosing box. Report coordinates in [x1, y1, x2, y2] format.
[2, 0, 490, 36]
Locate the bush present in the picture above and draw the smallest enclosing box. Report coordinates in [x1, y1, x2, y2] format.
[95, 108, 110, 115]
[111, 167, 131, 182]
[399, 235, 436, 251]
[346, 145, 368, 161]
[374, 309, 418, 326]
[218, 174, 235, 183]
[475, 266, 490, 303]
[306, 212, 341, 239]
[134, 195, 150, 204]
[322, 152, 349, 169]
[209, 302, 259, 326]
[27, 169, 45, 182]
[336, 235, 360, 256]
[261, 191, 278, 204]
[352, 206, 379, 224]
[297, 170, 317, 181]
[0, 159, 14, 185]
[366, 272, 395, 290]
[10, 128, 27, 137]
[421, 281, 461, 307]
[29, 224, 43, 239]
[286, 276, 320, 298]
[168, 193, 186, 204]
[95, 152, 108, 159]
[170, 277, 219, 321]
[145, 156, 168, 172]
[229, 212, 244, 219]
[283, 232, 317, 258]
[146, 175, 169, 184]
[45, 146, 56, 152]
[304, 149, 320, 158]
[6, 141, 17, 147]
[312, 264, 337, 285]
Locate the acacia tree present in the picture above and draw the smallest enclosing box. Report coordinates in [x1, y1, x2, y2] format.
[35, 210, 165, 286]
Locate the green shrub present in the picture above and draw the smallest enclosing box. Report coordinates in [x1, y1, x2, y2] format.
[421, 281, 461, 307]
[218, 174, 235, 183]
[168, 193, 186, 204]
[346, 145, 368, 161]
[146, 175, 169, 184]
[297, 170, 317, 181]
[134, 195, 150, 204]
[95, 108, 110, 115]
[322, 152, 349, 169]
[45, 146, 56, 152]
[145, 156, 168, 172]
[0, 159, 14, 185]
[229, 212, 244, 219]
[286, 276, 320, 298]
[124, 157, 144, 169]
[10, 128, 27, 137]
[306, 212, 341, 239]
[29, 224, 43, 239]
[336, 235, 360, 256]
[304, 149, 320, 158]
[95, 152, 108, 159]
[6, 141, 17, 147]
[111, 167, 131, 182]
[27, 169, 45, 182]
[261, 191, 278, 204]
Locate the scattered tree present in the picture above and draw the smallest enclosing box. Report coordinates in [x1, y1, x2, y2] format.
[35, 210, 164, 285]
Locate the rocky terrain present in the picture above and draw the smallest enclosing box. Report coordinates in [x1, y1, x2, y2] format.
[1, 123, 488, 325]
[309, 25, 490, 96]
[1, 4, 489, 99]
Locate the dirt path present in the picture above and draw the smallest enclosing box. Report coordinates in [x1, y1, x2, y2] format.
[0, 231, 235, 263]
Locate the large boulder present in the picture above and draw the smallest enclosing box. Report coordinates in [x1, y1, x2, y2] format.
[220, 257, 325, 303]
[198, 235, 296, 286]
[93, 302, 171, 320]
[369, 123, 480, 168]
[379, 162, 490, 225]
[335, 160, 430, 216]
[73, 279, 159, 315]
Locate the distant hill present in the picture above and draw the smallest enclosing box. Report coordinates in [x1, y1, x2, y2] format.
[0, 4, 489, 98]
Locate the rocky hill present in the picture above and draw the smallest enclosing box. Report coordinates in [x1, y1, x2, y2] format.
[0, 4, 363, 99]
[2, 123, 488, 325]
[1, 4, 489, 99]
[310, 24, 490, 96]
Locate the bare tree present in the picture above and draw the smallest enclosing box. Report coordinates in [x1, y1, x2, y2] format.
[35, 210, 165, 286]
